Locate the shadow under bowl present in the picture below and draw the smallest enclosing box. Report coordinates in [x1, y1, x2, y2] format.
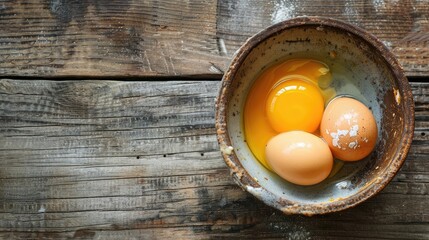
[215, 17, 414, 215]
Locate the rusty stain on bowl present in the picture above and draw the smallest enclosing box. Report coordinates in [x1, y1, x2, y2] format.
[215, 17, 414, 215]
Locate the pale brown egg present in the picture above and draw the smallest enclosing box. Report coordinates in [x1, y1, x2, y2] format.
[320, 97, 378, 161]
[265, 131, 333, 186]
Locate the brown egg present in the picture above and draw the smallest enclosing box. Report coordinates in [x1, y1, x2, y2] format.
[265, 131, 333, 185]
[320, 97, 378, 161]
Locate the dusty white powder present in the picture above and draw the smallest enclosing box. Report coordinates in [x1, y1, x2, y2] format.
[330, 130, 349, 148]
[348, 141, 359, 149]
[373, 0, 385, 12]
[271, 0, 296, 24]
[349, 125, 359, 137]
[343, 113, 352, 124]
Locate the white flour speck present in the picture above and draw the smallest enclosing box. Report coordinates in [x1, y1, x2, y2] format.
[338, 129, 349, 136]
[271, 0, 296, 24]
[336, 181, 349, 189]
[348, 141, 358, 149]
[333, 138, 340, 148]
[38, 206, 46, 213]
[330, 130, 349, 149]
[382, 40, 392, 48]
[344, 114, 352, 119]
[344, 0, 360, 24]
[373, 0, 385, 12]
[349, 125, 359, 137]
[344, 113, 352, 124]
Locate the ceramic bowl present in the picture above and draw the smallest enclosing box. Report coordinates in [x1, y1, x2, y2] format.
[215, 17, 414, 215]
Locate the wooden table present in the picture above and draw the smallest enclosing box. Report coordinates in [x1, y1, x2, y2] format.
[0, 1, 428, 239]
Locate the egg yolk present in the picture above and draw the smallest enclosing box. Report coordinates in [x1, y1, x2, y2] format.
[244, 59, 335, 170]
[266, 79, 324, 133]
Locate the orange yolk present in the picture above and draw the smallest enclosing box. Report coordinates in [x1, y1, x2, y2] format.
[266, 79, 324, 133]
[244, 59, 335, 170]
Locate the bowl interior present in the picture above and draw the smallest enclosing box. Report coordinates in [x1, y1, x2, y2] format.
[223, 19, 413, 212]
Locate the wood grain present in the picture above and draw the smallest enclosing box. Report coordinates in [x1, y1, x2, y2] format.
[217, 0, 429, 77]
[0, 0, 428, 78]
[0, 79, 428, 239]
[0, 0, 227, 78]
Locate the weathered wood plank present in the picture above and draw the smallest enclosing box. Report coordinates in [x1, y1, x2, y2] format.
[217, 0, 429, 77]
[0, 79, 428, 239]
[0, 0, 428, 78]
[0, 0, 227, 78]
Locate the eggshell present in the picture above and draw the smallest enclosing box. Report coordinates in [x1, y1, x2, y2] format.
[320, 97, 378, 161]
[265, 131, 333, 186]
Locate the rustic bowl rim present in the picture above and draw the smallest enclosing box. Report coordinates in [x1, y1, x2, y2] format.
[215, 16, 415, 215]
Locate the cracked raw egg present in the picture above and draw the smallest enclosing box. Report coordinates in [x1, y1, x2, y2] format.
[244, 59, 335, 170]
[266, 79, 324, 133]
[320, 97, 378, 161]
